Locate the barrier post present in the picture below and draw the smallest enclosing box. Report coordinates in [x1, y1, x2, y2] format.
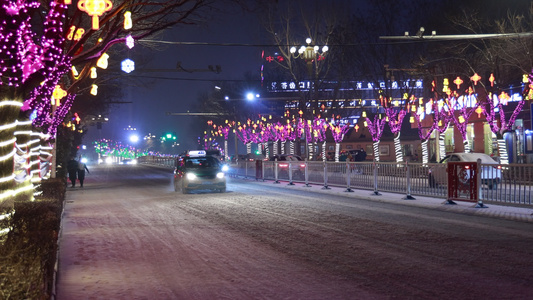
[345, 161, 353, 192]
[322, 161, 330, 189]
[475, 158, 488, 208]
[403, 160, 416, 200]
[372, 159, 381, 196]
[288, 160, 295, 185]
[274, 160, 280, 184]
[304, 160, 311, 187]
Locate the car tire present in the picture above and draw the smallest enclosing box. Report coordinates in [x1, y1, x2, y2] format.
[182, 188, 190, 194]
[219, 187, 226, 193]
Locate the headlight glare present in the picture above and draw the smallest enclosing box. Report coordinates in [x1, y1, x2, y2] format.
[186, 173, 197, 180]
[216, 172, 225, 179]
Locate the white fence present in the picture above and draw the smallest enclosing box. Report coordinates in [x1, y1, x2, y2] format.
[138, 155, 533, 206]
[230, 160, 533, 206]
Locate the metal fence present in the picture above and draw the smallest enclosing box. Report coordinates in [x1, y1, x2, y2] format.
[138, 155, 533, 206]
[229, 160, 533, 206]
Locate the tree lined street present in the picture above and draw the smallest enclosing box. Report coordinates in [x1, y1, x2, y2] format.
[57, 164, 533, 299]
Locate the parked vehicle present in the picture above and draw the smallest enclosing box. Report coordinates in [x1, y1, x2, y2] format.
[174, 150, 227, 194]
[428, 152, 502, 189]
[268, 154, 306, 179]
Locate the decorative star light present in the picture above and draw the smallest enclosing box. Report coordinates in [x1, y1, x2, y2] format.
[125, 34, 134, 49]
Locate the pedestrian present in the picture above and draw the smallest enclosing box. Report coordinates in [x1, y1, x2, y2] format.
[77, 159, 90, 187]
[67, 157, 78, 187]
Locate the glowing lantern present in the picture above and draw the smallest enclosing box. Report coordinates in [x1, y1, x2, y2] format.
[90, 67, 97, 78]
[499, 91, 510, 105]
[470, 73, 481, 85]
[124, 11, 132, 29]
[489, 73, 495, 87]
[458, 115, 465, 123]
[67, 26, 76, 40]
[438, 120, 443, 126]
[354, 124, 360, 132]
[362, 111, 367, 118]
[74, 28, 85, 41]
[475, 106, 483, 118]
[409, 116, 415, 123]
[363, 121, 368, 127]
[96, 53, 109, 69]
[52, 85, 67, 106]
[523, 74, 529, 83]
[90, 84, 98, 96]
[71, 66, 79, 79]
[453, 76, 463, 89]
[77, 0, 114, 30]
[74, 113, 81, 124]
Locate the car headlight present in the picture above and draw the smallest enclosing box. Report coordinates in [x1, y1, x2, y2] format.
[131, 159, 138, 164]
[186, 173, 197, 180]
[221, 164, 229, 172]
[216, 172, 225, 179]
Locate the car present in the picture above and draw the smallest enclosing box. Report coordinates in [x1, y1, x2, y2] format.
[120, 158, 137, 165]
[268, 154, 306, 179]
[245, 153, 267, 161]
[173, 150, 227, 194]
[428, 152, 502, 189]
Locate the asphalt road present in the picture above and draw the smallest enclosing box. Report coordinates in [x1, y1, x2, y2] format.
[56, 164, 533, 299]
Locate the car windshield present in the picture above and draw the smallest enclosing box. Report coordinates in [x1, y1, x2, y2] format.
[184, 157, 219, 168]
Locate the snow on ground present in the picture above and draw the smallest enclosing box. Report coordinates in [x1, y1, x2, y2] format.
[56, 164, 533, 299]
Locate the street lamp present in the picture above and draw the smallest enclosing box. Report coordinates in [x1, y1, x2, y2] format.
[290, 38, 328, 75]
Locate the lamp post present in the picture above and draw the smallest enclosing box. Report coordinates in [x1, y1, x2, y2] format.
[290, 38, 328, 76]
[289, 38, 328, 159]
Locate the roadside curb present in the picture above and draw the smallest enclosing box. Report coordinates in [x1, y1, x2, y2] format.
[240, 177, 533, 223]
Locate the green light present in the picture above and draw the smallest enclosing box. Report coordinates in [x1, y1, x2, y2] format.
[166, 133, 172, 139]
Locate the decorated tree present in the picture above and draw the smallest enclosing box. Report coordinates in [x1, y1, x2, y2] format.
[384, 104, 407, 163]
[365, 112, 387, 162]
[328, 121, 350, 162]
[0, 0, 245, 219]
[478, 72, 531, 164]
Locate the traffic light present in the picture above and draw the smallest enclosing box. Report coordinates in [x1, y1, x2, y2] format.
[162, 132, 177, 141]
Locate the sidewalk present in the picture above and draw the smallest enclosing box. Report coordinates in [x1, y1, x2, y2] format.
[247, 178, 533, 223]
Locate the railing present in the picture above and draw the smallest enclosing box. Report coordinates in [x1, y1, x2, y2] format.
[138, 155, 533, 206]
[231, 160, 533, 206]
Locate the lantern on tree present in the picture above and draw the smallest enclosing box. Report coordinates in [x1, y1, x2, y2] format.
[77, 0, 114, 30]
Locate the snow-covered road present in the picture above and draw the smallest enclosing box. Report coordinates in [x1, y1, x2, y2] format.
[56, 164, 533, 299]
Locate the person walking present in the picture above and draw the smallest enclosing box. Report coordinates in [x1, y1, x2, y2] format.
[67, 157, 78, 187]
[77, 159, 90, 187]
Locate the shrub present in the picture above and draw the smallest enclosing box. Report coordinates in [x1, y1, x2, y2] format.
[0, 178, 65, 299]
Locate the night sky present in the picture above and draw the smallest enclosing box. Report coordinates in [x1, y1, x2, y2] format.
[81, 0, 527, 156]
[83, 6, 263, 153]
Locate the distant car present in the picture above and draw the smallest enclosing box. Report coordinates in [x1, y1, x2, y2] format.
[174, 150, 227, 194]
[245, 153, 267, 161]
[268, 154, 306, 179]
[120, 158, 137, 165]
[428, 152, 502, 189]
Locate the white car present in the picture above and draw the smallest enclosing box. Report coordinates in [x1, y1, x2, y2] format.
[428, 153, 502, 189]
